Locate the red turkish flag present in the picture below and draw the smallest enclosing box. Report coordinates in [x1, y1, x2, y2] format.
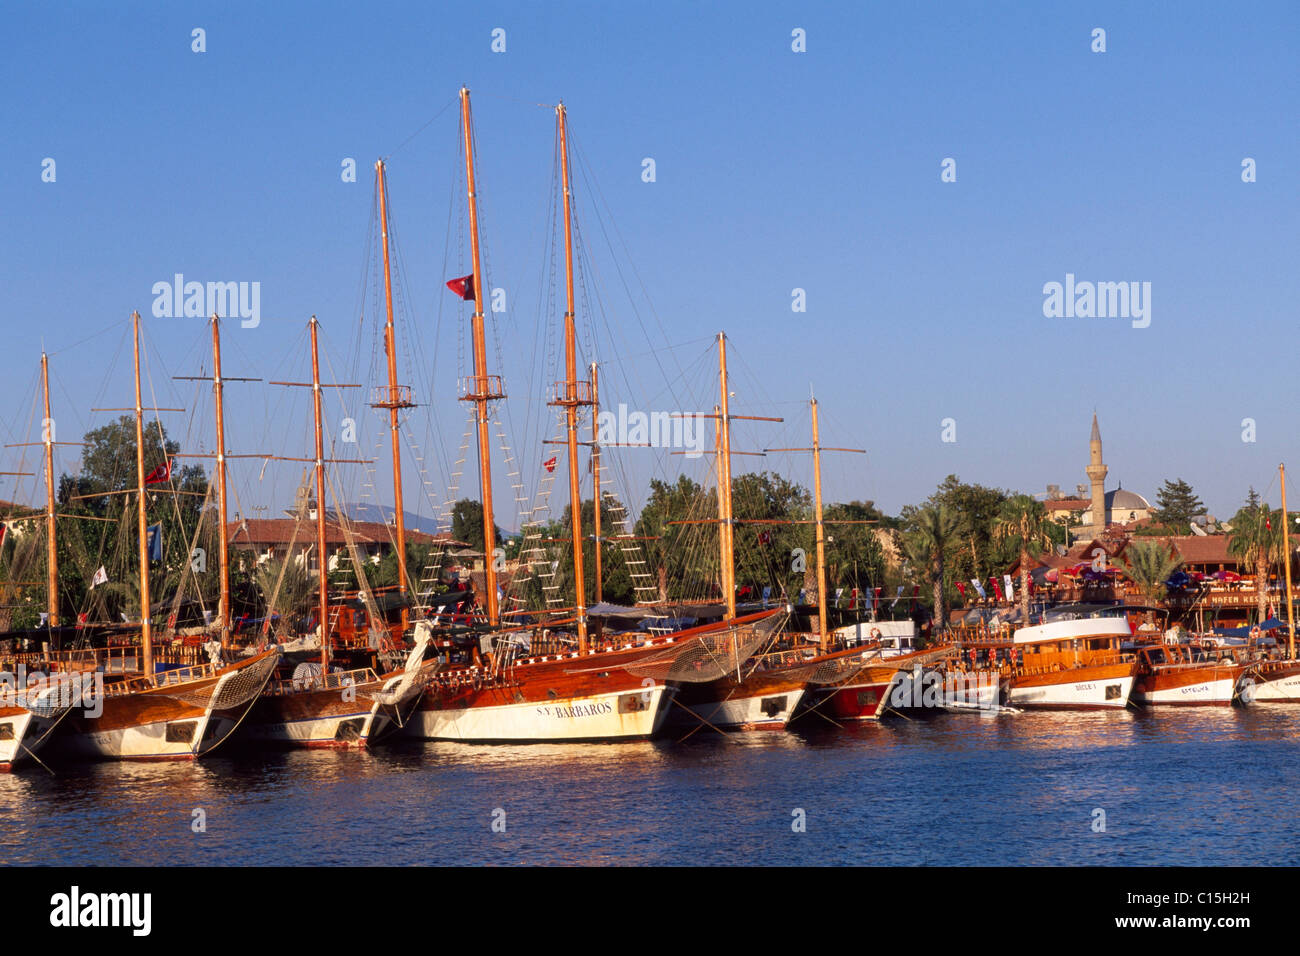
[543, 456, 557, 473]
[144, 459, 172, 484]
[446, 274, 476, 301]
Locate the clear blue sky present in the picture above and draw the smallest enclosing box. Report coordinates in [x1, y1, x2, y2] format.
[3, 1, 1298, 530]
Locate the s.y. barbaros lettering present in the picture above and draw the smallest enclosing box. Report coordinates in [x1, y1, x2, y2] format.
[49, 886, 151, 937]
[536, 701, 614, 719]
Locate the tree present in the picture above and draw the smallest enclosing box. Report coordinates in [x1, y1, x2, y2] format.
[823, 501, 887, 602]
[450, 499, 502, 554]
[992, 494, 1051, 621]
[1228, 492, 1282, 624]
[903, 505, 959, 633]
[902, 475, 1010, 588]
[1151, 478, 1205, 534]
[254, 556, 316, 631]
[1116, 540, 1183, 625]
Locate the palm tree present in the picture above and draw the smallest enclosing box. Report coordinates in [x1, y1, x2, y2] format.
[904, 505, 959, 634]
[1116, 540, 1183, 626]
[1228, 499, 1281, 624]
[992, 494, 1051, 623]
[255, 555, 316, 633]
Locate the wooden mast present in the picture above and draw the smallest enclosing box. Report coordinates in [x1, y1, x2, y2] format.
[714, 404, 729, 613]
[41, 353, 58, 628]
[131, 311, 153, 676]
[459, 86, 502, 627]
[811, 398, 828, 649]
[1281, 463, 1295, 660]
[590, 361, 602, 603]
[765, 399, 866, 650]
[717, 333, 736, 620]
[554, 102, 590, 651]
[311, 317, 330, 674]
[372, 159, 413, 635]
[209, 317, 232, 648]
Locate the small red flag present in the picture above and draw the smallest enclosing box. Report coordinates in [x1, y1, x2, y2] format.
[446, 274, 475, 301]
[144, 459, 172, 484]
[543, 456, 557, 473]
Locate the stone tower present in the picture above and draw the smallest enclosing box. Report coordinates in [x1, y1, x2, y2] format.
[1086, 414, 1108, 532]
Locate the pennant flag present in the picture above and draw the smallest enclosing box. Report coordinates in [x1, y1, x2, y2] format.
[90, 566, 108, 589]
[758, 530, 771, 545]
[891, 584, 904, 608]
[971, 578, 987, 600]
[1003, 574, 1015, 603]
[872, 587, 881, 610]
[956, 581, 967, 599]
[0, 523, 6, 545]
[144, 459, 172, 485]
[446, 274, 476, 301]
[542, 456, 557, 473]
[762, 585, 772, 606]
[990, 577, 1004, 602]
[147, 524, 163, 562]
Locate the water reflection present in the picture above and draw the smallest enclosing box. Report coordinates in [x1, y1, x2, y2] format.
[3, 706, 1299, 865]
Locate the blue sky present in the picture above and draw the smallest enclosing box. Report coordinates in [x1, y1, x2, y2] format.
[2, 1, 1297, 531]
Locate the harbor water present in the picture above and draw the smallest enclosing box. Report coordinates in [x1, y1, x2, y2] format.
[5, 707, 1299, 866]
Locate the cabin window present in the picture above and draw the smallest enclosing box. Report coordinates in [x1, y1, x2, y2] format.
[0, 723, 12, 741]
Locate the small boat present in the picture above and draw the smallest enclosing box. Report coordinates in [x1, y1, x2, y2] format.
[55, 647, 280, 760]
[1130, 642, 1249, 707]
[956, 617, 1136, 710]
[0, 672, 96, 771]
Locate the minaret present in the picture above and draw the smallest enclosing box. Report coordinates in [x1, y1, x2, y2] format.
[1086, 414, 1108, 532]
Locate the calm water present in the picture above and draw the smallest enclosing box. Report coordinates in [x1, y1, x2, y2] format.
[4, 708, 1299, 866]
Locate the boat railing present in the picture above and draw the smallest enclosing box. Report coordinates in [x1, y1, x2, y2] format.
[266, 666, 380, 696]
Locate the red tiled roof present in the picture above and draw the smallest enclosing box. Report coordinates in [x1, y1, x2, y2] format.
[1045, 498, 1089, 512]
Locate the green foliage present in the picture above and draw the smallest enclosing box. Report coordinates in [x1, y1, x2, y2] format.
[1116, 539, 1184, 606]
[1151, 478, 1205, 534]
[451, 499, 502, 553]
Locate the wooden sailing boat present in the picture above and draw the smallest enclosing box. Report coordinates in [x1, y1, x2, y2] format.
[52, 312, 279, 761]
[240, 313, 434, 748]
[1238, 463, 1300, 703]
[0, 353, 98, 770]
[404, 90, 779, 743]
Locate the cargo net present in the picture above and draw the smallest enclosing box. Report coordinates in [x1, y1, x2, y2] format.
[623, 612, 788, 684]
[204, 651, 281, 711]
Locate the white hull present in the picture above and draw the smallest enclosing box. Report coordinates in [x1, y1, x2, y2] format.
[1241, 671, 1300, 704]
[1133, 676, 1237, 706]
[1009, 675, 1134, 709]
[242, 707, 393, 747]
[0, 711, 65, 769]
[890, 670, 1002, 712]
[671, 687, 807, 730]
[406, 685, 672, 742]
[61, 713, 239, 760]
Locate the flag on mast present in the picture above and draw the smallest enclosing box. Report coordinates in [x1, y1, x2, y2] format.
[90, 566, 108, 589]
[446, 274, 476, 301]
[144, 459, 172, 484]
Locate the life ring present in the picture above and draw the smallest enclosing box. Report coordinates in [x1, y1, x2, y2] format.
[1250, 626, 1262, 642]
[869, 627, 882, 640]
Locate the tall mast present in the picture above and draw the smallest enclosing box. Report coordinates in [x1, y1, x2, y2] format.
[132, 311, 153, 676]
[765, 399, 865, 650]
[714, 404, 730, 612]
[1281, 463, 1295, 659]
[554, 102, 589, 651]
[459, 86, 502, 627]
[811, 398, 828, 650]
[590, 361, 602, 603]
[717, 333, 736, 620]
[372, 160, 412, 634]
[41, 353, 58, 627]
[312, 317, 330, 674]
[210, 317, 232, 647]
